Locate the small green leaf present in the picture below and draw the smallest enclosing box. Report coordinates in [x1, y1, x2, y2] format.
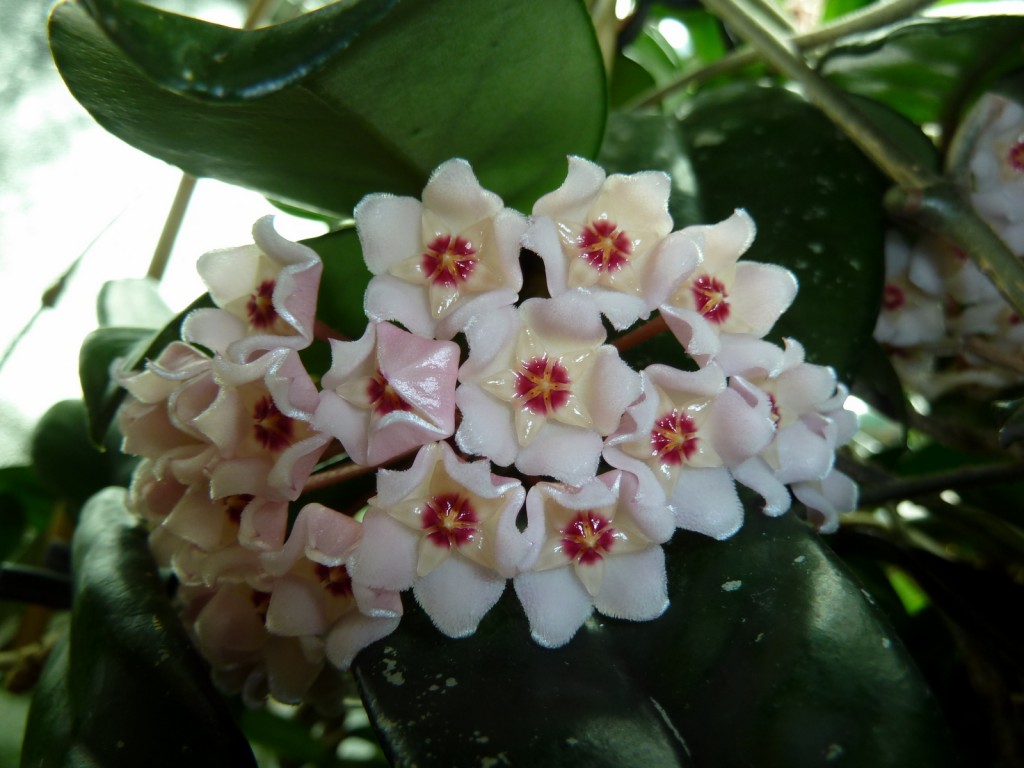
[21, 488, 257, 768]
[679, 84, 886, 382]
[29, 401, 135, 512]
[49, 0, 607, 216]
[97, 277, 173, 328]
[819, 14, 1024, 127]
[355, 508, 957, 767]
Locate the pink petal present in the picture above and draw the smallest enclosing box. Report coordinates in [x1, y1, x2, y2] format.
[644, 228, 702, 309]
[513, 567, 593, 648]
[708, 376, 775, 466]
[364, 274, 436, 338]
[347, 507, 419, 591]
[264, 635, 325, 704]
[455, 383, 519, 467]
[732, 456, 792, 517]
[515, 422, 603, 487]
[355, 194, 424, 275]
[262, 503, 363, 576]
[325, 610, 402, 670]
[726, 261, 798, 337]
[670, 466, 743, 539]
[265, 575, 327, 637]
[593, 547, 669, 621]
[421, 158, 504, 232]
[413, 555, 507, 638]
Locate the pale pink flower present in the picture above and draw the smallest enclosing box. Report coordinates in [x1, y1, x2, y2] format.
[874, 231, 946, 347]
[526, 156, 699, 329]
[513, 471, 669, 648]
[183, 216, 323, 362]
[314, 321, 459, 466]
[260, 504, 402, 671]
[455, 291, 641, 486]
[603, 363, 775, 540]
[358, 159, 528, 339]
[190, 349, 330, 501]
[660, 210, 797, 364]
[348, 442, 528, 638]
[963, 94, 1024, 231]
[792, 468, 859, 534]
[729, 340, 858, 518]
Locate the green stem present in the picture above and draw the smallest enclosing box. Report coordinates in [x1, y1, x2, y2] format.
[630, 0, 936, 110]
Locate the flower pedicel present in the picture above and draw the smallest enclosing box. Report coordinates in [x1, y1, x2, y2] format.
[116, 156, 859, 706]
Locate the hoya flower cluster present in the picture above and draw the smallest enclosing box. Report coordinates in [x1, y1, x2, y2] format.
[117, 157, 858, 706]
[875, 93, 1024, 398]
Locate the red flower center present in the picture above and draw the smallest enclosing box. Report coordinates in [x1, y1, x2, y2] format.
[221, 494, 254, 525]
[422, 493, 478, 549]
[367, 369, 413, 416]
[767, 392, 781, 427]
[315, 563, 353, 598]
[252, 396, 295, 452]
[882, 283, 905, 311]
[246, 279, 278, 329]
[650, 409, 699, 465]
[577, 219, 632, 273]
[691, 274, 730, 323]
[1008, 139, 1024, 172]
[422, 234, 478, 287]
[561, 511, 616, 565]
[514, 356, 572, 415]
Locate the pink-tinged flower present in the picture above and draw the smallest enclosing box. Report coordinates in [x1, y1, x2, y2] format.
[117, 342, 217, 460]
[960, 94, 1024, 232]
[907, 235, 1000, 306]
[526, 156, 699, 329]
[314, 321, 459, 466]
[513, 471, 669, 648]
[456, 291, 641, 486]
[792, 468, 859, 534]
[190, 349, 330, 500]
[874, 231, 946, 347]
[182, 216, 323, 362]
[348, 442, 528, 638]
[604, 363, 775, 540]
[160, 480, 288, 555]
[357, 159, 528, 339]
[260, 504, 402, 671]
[659, 210, 797, 364]
[728, 340, 858, 518]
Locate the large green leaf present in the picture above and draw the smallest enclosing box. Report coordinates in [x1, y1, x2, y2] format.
[353, 508, 957, 767]
[678, 84, 886, 383]
[818, 14, 1024, 127]
[20, 488, 257, 768]
[48, 0, 607, 216]
[29, 401, 136, 513]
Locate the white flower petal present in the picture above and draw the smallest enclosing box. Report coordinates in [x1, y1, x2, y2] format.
[513, 568, 594, 648]
[593, 547, 669, 621]
[669, 466, 743, 539]
[413, 555, 507, 638]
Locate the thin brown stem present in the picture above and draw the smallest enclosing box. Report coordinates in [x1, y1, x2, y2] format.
[612, 313, 669, 351]
[302, 461, 378, 493]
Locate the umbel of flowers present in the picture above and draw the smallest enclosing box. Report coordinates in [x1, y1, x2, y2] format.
[875, 92, 1024, 397]
[116, 157, 858, 705]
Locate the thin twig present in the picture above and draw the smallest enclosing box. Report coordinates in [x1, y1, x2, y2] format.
[302, 461, 378, 493]
[630, 0, 936, 109]
[856, 461, 1024, 507]
[611, 313, 669, 351]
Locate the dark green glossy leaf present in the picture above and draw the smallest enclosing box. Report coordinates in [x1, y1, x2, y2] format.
[819, 14, 1024, 127]
[304, 228, 371, 342]
[996, 396, 1024, 447]
[679, 84, 886, 382]
[49, 0, 606, 216]
[355, 509, 957, 767]
[77, 0, 396, 100]
[21, 488, 257, 768]
[96, 277, 173, 328]
[609, 53, 657, 110]
[29, 401, 135, 512]
[0, 466, 53, 562]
